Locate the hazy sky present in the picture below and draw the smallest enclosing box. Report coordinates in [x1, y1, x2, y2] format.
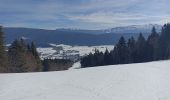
[1, 0, 170, 29]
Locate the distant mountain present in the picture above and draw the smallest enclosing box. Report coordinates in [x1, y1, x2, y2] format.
[3, 24, 161, 46]
[104, 24, 162, 34]
[55, 28, 105, 34]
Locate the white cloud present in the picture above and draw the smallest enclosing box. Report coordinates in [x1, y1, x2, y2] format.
[1, 0, 170, 29]
[159, 17, 170, 25]
[68, 12, 158, 25]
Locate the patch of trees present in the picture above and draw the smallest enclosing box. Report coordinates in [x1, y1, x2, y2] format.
[0, 26, 8, 72]
[43, 59, 73, 71]
[0, 26, 73, 73]
[8, 39, 43, 72]
[81, 24, 170, 68]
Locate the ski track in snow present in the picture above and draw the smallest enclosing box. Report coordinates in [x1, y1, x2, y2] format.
[1, 60, 170, 100]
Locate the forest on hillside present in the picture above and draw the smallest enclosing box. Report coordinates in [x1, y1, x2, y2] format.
[1, 24, 170, 72]
[0, 26, 72, 73]
[81, 24, 170, 67]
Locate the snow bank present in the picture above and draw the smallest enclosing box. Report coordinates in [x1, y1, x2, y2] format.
[1, 60, 170, 100]
[69, 61, 81, 69]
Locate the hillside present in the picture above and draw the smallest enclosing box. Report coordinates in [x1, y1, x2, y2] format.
[1, 60, 170, 100]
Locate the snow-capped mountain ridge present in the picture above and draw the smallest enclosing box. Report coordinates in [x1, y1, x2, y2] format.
[105, 24, 162, 33]
[4, 24, 162, 46]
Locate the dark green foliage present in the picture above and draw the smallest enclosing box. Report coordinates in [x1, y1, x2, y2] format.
[81, 49, 105, 67]
[127, 37, 136, 63]
[30, 42, 42, 70]
[81, 36, 129, 67]
[2, 24, 170, 71]
[31, 42, 39, 58]
[0, 26, 8, 72]
[93, 49, 104, 66]
[81, 53, 94, 67]
[42, 59, 73, 71]
[158, 24, 170, 59]
[8, 39, 42, 72]
[147, 26, 159, 60]
[104, 48, 112, 65]
[0, 26, 73, 73]
[8, 39, 27, 72]
[114, 36, 130, 64]
[134, 33, 147, 63]
[81, 24, 170, 67]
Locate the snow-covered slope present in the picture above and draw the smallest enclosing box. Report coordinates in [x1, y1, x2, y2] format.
[1, 60, 170, 100]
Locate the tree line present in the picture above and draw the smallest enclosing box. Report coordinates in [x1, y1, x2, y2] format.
[43, 59, 73, 71]
[1, 24, 170, 71]
[0, 26, 72, 73]
[81, 24, 170, 68]
[0, 25, 42, 72]
[8, 39, 42, 72]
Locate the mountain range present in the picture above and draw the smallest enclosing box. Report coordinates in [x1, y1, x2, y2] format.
[3, 24, 162, 47]
[104, 24, 162, 33]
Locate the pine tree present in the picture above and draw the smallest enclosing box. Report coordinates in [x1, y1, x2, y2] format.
[113, 36, 129, 64]
[80, 24, 170, 67]
[158, 24, 170, 59]
[8, 39, 27, 72]
[8, 39, 42, 72]
[31, 42, 42, 71]
[81, 52, 94, 67]
[31, 42, 39, 58]
[104, 48, 111, 65]
[147, 26, 159, 60]
[0, 26, 8, 72]
[127, 36, 136, 63]
[93, 49, 104, 66]
[134, 33, 147, 63]
[27, 44, 31, 51]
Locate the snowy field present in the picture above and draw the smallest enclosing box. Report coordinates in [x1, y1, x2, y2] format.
[1, 60, 170, 100]
[37, 44, 114, 60]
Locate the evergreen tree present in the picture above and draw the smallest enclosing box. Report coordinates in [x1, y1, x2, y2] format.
[104, 48, 112, 65]
[42, 59, 49, 71]
[109, 49, 115, 65]
[8, 39, 27, 72]
[134, 33, 147, 63]
[27, 44, 31, 51]
[0, 26, 8, 72]
[127, 36, 136, 63]
[81, 52, 94, 67]
[31, 42, 39, 58]
[93, 49, 104, 66]
[147, 26, 159, 60]
[31, 42, 42, 71]
[87, 53, 95, 67]
[113, 36, 129, 64]
[158, 24, 170, 59]
[80, 23, 170, 68]
[8, 39, 42, 72]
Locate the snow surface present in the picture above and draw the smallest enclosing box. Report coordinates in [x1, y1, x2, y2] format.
[37, 44, 114, 60]
[69, 61, 81, 69]
[1, 60, 170, 100]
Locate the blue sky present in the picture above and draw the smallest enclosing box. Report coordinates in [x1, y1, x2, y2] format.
[0, 0, 170, 29]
